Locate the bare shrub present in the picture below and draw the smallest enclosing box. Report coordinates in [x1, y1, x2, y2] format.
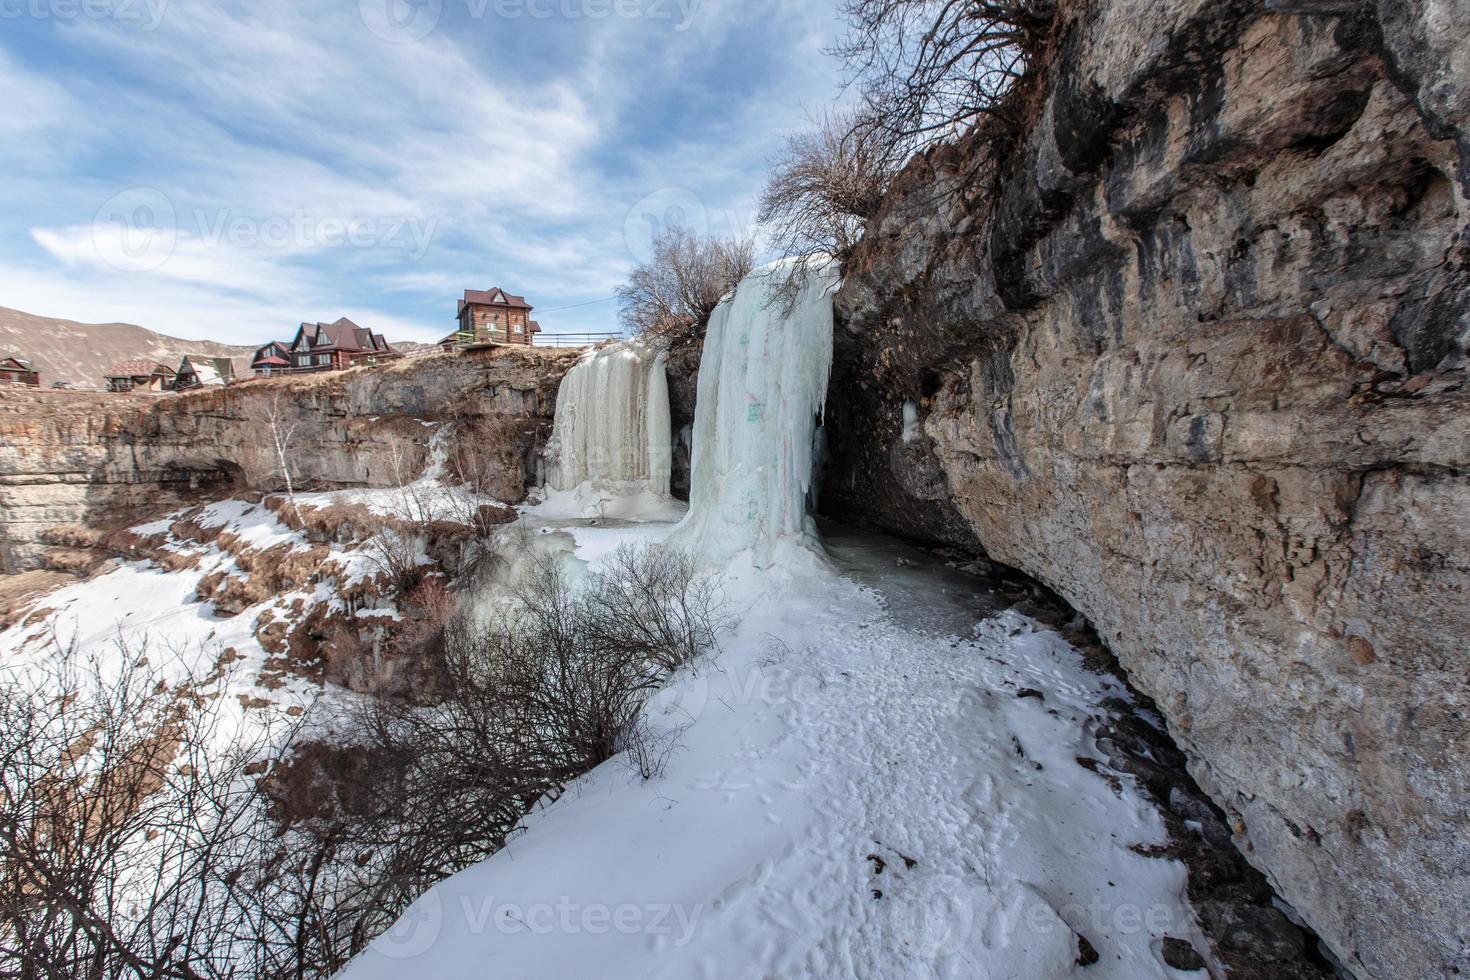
[0, 546, 722, 978]
[289, 544, 725, 958]
[617, 229, 755, 347]
[834, 0, 1056, 150]
[0, 635, 290, 980]
[359, 525, 428, 597]
[759, 110, 906, 266]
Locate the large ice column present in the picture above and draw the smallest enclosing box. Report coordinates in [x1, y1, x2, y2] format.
[669, 257, 840, 565]
[544, 341, 674, 496]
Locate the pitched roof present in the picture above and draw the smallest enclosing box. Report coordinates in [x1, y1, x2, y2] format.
[1, 355, 35, 371]
[462, 287, 532, 310]
[310, 317, 372, 352]
[181, 360, 224, 385]
[106, 359, 174, 378]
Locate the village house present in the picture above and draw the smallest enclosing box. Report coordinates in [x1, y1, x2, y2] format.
[0, 355, 39, 387]
[174, 356, 236, 390]
[250, 341, 291, 377]
[104, 360, 175, 393]
[443, 288, 543, 348]
[254, 317, 398, 374]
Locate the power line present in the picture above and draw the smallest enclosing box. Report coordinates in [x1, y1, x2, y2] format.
[536, 296, 618, 314]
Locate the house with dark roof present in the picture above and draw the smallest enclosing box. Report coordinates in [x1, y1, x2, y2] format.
[104, 359, 175, 392]
[174, 356, 236, 390]
[279, 317, 399, 372]
[250, 341, 291, 376]
[443, 288, 543, 348]
[0, 355, 39, 387]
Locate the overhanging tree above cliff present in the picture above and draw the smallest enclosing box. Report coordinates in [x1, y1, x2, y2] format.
[758, 110, 904, 265]
[834, 0, 1056, 149]
[617, 229, 754, 347]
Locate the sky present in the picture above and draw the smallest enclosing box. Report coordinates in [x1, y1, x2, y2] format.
[0, 0, 849, 345]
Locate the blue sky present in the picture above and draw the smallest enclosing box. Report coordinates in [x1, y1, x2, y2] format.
[0, 0, 848, 344]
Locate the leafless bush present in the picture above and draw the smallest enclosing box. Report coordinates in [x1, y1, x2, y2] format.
[759, 110, 905, 267]
[300, 544, 724, 954]
[359, 525, 428, 597]
[617, 228, 755, 347]
[834, 0, 1056, 151]
[619, 716, 686, 782]
[0, 635, 288, 980]
[758, 110, 906, 307]
[0, 546, 722, 978]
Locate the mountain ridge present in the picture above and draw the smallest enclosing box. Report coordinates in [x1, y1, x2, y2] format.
[0, 305, 260, 386]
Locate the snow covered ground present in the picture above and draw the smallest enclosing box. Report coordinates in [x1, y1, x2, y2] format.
[340, 518, 1213, 980]
[0, 465, 468, 750]
[0, 499, 322, 728]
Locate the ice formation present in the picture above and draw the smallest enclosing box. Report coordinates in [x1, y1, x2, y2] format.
[669, 257, 840, 565]
[543, 341, 674, 498]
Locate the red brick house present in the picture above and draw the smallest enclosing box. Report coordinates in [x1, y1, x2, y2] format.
[280, 318, 399, 372]
[104, 359, 175, 392]
[444, 288, 543, 348]
[0, 356, 39, 387]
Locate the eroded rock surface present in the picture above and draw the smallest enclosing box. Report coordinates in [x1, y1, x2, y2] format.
[827, 2, 1468, 976]
[0, 348, 577, 573]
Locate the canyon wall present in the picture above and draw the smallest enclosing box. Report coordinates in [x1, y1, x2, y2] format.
[0, 349, 576, 573]
[826, 1, 1468, 976]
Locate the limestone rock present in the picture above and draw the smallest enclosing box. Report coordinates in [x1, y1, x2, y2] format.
[0, 348, 577, 573]
[827, 2, 1469, 976]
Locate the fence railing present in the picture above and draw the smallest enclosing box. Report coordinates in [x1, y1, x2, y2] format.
[535, 332, 624, 349]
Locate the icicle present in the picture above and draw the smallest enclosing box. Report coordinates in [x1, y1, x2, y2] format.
[669, 257, 840, 566]
[542, 340, 675, 498]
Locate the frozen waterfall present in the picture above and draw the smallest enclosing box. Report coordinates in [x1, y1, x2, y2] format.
[668, 257, 840, 565]
[536, 341, 681, 521]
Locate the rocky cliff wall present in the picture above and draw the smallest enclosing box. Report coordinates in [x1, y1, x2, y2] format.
[826, 1, 1468, 976]
[0, 349, 576, 573]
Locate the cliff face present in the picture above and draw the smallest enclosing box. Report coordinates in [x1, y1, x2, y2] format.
[0, 349, 577, 573]
[826, 2, 1469, 977]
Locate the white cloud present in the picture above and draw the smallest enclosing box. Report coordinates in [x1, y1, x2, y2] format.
[2, 0, 849, 340]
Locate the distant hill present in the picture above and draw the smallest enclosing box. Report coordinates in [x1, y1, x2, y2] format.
[0, 306, 260, 388]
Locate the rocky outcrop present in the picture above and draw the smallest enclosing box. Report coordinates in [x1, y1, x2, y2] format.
[0, 348, 577, 573]
[826, 1, 1469, 976]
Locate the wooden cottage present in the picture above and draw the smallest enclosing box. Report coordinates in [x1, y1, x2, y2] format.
[250, 341, 291, 376]
[445, 288, 543, 348]
[282, 318, 398, 372]
[104, 359, 175, 392]
[174, 356, 235, 390]
[0, 356, 39, 387]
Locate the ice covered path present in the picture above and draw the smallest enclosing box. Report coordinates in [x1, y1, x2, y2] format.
[342, 522, 1211, 980]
